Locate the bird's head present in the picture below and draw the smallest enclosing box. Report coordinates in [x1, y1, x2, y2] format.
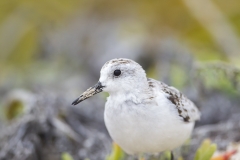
[72, 58, 148, 105]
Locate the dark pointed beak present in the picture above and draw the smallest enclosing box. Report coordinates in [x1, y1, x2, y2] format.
[72, 81, 104, 105]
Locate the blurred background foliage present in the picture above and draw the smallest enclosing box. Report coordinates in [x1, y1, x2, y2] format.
[0, 0, 82, 82]
[0, 0, 240, 160]
[0, 0, 240, 88]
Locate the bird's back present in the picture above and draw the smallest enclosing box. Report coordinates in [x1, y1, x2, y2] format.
[147, 78, 200, 122]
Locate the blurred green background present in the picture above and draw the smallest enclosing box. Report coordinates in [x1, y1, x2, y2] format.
[1, 0, 240, 85]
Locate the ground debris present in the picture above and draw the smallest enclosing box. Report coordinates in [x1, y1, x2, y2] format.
[0, 89, 110, 160]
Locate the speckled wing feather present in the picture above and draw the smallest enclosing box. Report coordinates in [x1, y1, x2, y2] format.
[148, 78, 200, 122]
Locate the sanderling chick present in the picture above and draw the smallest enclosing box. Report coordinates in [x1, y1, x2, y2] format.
[72, 58, 200, 160]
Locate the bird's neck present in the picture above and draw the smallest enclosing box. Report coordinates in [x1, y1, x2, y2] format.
[109, 87, 150, 104]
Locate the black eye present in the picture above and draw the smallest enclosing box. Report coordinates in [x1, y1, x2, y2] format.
[113, 70, 121, 76]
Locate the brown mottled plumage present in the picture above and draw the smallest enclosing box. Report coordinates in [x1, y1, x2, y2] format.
[147, 78, 200, 122]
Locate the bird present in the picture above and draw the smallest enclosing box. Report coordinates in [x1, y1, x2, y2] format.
[72, 58, 200, 160]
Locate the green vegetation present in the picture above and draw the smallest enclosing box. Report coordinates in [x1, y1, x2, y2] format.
[105, 140, 217, 160]
[5, 99, 25, 120]
[194, 139, 217, 160]
[106, 143, 125, 160]
[61, 152, 74, 160]
[197, 62, 240, 96]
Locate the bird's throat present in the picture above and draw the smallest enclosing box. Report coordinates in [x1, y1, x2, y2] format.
[109, 89, 149, 104]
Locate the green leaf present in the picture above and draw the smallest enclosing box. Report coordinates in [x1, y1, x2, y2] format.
[194, 139, 217, 160]
[106, 143, 125, 160]
[61, 152, 74, 160]
[201, 144, 217, 160]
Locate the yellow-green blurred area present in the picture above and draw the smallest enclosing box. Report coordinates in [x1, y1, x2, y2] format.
[2, 0, 239, 95]
[1, 0, 240, 72]
[0, 1, 240, 160]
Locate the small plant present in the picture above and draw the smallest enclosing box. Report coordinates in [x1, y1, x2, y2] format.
[106, 143, 125, 160]
[61, 152, 74, 160]
[194, 139, 217, 160]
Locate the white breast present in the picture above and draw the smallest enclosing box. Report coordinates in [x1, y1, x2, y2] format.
[104, 95, 194, 155]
